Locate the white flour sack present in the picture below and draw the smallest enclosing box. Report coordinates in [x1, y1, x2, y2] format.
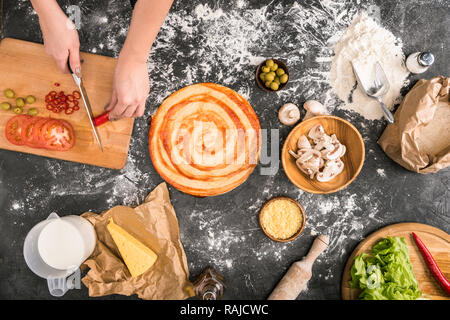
[330, 12, 410, 120]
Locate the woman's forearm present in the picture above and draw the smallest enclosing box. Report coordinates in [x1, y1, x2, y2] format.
[119, 0, 174, 63]
[30, 0, 66, 21]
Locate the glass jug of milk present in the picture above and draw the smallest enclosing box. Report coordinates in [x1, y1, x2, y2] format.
[23, 213, 96, 297]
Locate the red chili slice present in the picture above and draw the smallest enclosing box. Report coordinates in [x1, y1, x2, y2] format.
[49, 91, 57, 96]
[65, 107, 74, 115]
[5, 115, 30, 146]
[73, 105, 80, 111]
[73, 91, 81, 99]
[67, 95, 74, 102]
[59, 91, 65, 97]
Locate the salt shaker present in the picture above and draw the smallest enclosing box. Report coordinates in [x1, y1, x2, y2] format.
[406, 52, 435, 74]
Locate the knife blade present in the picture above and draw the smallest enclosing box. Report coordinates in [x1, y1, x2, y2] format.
[68, 64, 104, 152]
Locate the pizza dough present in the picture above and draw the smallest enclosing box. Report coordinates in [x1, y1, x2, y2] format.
[149, 83, 261, 197]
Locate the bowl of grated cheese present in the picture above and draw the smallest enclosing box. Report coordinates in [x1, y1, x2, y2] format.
[259, 197, 306, 242]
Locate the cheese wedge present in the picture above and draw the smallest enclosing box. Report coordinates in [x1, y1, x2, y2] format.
[107, 218, 158, 277]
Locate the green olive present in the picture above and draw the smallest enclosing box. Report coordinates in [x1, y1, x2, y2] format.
[270, 63, 278, 72]
[259, 73, 266, 81]
[273, 77, 280, 85]
[4, 89, 15, 99]
[265, 73, 275, 82]
[16, 98, 25, 108]
[261, 66, 270, 73]
[270, 82, 279, 91]
[25, 95, 36, 104]
[265, 59, 274, 68]
[265, 81, 272, 88]
[0, 102, 11, 110]
[280, 74, 289, 84]
[27, 108, 39, 116]
[276, 68, 285, 76]
[13, 107, 23, 114]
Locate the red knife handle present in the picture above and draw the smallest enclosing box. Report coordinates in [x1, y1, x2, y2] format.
[94, 111, 110, 126]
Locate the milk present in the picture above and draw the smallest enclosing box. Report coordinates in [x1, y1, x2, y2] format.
[37, 219, 86, 270]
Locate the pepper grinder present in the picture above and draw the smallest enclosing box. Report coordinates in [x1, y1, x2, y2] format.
[268, 234, 329, 300]
[406, 52, 435, 74]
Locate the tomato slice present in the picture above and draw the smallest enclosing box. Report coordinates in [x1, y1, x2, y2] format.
[21, 117, 44, 148]
[5, 115, 30, 146]
[31, 118, 51, 147]
[41, 120, 75, 151]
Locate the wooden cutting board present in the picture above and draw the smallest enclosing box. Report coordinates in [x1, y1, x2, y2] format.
[341, 223, 450, 300]
[0, 38, 134, 169]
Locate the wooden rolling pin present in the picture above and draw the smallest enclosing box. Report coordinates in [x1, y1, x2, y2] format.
[268, 234, 329, 300]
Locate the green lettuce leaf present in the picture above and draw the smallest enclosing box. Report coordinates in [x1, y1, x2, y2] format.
[349, 236, 422, 300]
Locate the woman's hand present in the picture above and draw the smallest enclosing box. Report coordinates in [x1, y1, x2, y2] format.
[32, 0, 81, 75]
[106, 54, 149, 119]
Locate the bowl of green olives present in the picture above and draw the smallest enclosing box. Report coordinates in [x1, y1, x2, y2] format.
[256, 59, 289, 92]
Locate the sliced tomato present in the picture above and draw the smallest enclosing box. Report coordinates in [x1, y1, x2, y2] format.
[21, 117, 43, 148]
[5, 115, 30, 146]
[31, 118, 51, 147]
[41, 120, 75, 151]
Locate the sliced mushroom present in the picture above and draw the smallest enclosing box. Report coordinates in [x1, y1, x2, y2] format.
[289, 149, 299, 159]
[322, 142, 344, 160]
[296, 158, 314, 176]
[340, 145, 346, 157]
[317, 159, 344, 182]
[314, 134, 333, 151]
[297, 135, 311, 150]
[308, 124, 325, 142]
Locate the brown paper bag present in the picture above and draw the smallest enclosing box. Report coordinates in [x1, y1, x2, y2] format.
[378, 76, 450, 173]
[80, 182, 193, 300]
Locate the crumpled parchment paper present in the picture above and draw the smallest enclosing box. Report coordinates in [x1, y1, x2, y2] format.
[80, 182, 193, 300]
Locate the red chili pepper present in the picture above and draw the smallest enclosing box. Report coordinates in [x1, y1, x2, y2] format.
[93, 111, 110, 126]
[54, 82, 60, 87]
[411, 232, 450, 295]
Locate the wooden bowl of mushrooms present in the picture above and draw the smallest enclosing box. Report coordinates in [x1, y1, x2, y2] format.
[281, 115, 365, 194]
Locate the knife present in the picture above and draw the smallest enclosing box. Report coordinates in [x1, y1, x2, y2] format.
[67, 62, 104, 152]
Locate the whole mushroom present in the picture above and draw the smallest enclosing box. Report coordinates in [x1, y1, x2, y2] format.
[303, 100, 327, 121]
[278, 103, 300, 126]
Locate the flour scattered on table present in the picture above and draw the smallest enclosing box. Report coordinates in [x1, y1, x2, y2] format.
[330, 12, 409, 120]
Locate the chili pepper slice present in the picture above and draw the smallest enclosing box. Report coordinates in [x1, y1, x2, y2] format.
[73, 91, 81, 99]
[65, 107, 74, 115]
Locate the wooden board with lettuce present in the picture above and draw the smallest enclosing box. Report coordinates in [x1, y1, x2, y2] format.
[341, 223, 450, 300]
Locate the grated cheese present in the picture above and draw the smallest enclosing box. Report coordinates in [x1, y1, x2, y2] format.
[261, 199, 303, 240]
